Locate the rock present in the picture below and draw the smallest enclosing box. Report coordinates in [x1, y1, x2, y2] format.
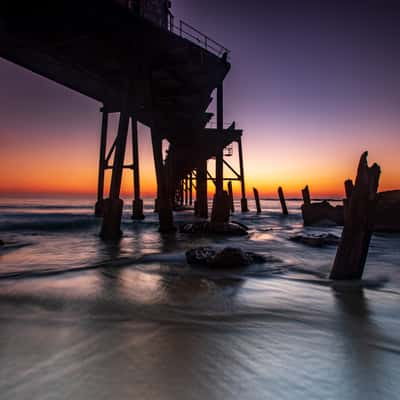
[289, 233, 340, 247]
[0, 239, 4, 246]
[180, 221, 248, 236]
[301, 201, 344, 226]
[185, 246, 267, 268]
[185, 246, 217, 264]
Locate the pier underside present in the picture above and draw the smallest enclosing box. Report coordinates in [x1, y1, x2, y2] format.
[0, 0, 248, 237]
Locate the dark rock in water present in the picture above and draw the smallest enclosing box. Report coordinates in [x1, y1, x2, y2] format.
[289, 233, 340, 247]
[186, 246, 266, 268]
[0, 239, 4, 246]
[180, 221, 248, 236]
[186, 246, 217, 265]
[301, 201, 344, 226]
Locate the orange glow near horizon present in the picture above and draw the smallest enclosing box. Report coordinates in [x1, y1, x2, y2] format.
[1, 61, 399, 200]
[1, 121, 399, 200]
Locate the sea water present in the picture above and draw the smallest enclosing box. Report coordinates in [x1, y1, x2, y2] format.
[0, 198, 399, 400]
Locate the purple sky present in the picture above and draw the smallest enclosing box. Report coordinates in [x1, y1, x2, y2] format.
[1, 0, 400, 196]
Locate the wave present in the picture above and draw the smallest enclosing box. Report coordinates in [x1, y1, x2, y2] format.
[0, 214, 99, 232]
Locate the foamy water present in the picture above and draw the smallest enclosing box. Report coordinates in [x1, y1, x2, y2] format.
[0, 198, 399, 399]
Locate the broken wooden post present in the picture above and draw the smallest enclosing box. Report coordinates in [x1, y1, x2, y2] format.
[228, 181, 234, 213]
[344, 179, 354, 199]
[253, 187, 261, 213]
[330, 152, 381, 280]
[302, 185, 311, 206]
[278, 186, 289, 215]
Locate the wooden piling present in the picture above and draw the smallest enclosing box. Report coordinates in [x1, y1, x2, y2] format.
[344, 179, 354, 199]
[253, 187, 261, 213]
[195, 161, 208, 218]
[302, 185, 311, 206]
[330, 152, 381, 280]
[189, 173, 193, 206]
[238, 137, 249, 212]
[100, 109, 130, 239]
[227, 181, 234, 213]
[151, 128, 175, 232]
[278, 186, 289, 215]
[95, 108, 108, 217]
[131, 117, 144, 220]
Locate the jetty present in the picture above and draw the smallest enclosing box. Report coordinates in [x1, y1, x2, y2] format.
[0, 0, 248, 238]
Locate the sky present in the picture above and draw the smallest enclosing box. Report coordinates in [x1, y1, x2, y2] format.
[1, 0, 400, 199]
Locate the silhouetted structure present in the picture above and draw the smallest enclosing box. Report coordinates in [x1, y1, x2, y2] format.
[330, 152, 380, 280]
[301, 186, 344, 226]
[253, 188, 261, 213]
[0, 0, 249, 238]
[278, 186, 288, 215]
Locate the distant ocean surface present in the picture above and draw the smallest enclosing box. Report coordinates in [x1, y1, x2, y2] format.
[0, 197, 399, 400]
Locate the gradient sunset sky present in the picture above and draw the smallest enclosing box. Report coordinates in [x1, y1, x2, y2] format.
[1, 0, 399, 198]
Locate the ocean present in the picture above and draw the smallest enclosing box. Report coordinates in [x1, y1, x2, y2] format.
[0, 197, 399, 399]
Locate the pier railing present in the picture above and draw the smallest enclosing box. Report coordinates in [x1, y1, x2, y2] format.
[169, 18, 230, 59]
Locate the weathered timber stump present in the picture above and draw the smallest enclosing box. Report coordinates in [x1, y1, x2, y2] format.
[330, 152, 381, 280]
[211, 191, 231, 223]
[278, 186, 289, 215]
[253, 187, 261, 213]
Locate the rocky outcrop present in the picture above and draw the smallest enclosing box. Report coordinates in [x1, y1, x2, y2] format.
[289, 233, 340, 247]
[180, 221, 248, 236]
[186, 246, 266, 268]
[301, 201, 344, 226]
[373, 190, 400, 232]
